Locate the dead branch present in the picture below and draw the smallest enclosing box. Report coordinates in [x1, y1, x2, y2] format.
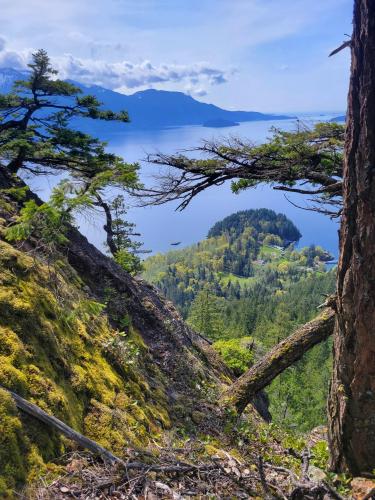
[136, 126, 345, 213]
[1, 386, 126, 466]
[329, 40, 352, 57]
[258, 455, 277, 499]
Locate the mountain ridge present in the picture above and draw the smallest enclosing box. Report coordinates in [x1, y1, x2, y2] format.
[0, 67, 292, 131]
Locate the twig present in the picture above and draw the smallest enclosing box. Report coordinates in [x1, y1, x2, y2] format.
[263, 462, 299, 482]
[321, 480, 346, 500]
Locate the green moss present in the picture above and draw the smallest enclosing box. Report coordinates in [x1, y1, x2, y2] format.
[0, 389, 29, 493]
[0, 358, 28, 394]
[0, 327, 26, 361]
[0, 239, 171, 493]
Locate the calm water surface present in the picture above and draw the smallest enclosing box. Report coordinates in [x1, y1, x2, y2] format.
[27, 113, 341, 257]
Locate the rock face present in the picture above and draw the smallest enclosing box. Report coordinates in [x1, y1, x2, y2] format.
[307, 465, 326, 482]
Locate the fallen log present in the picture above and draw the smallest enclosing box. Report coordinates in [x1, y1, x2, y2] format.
[1, 386, 125, 466]
[221, 303, 336, 414]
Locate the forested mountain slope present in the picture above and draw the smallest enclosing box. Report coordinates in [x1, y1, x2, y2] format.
[143, 210, 336, 431]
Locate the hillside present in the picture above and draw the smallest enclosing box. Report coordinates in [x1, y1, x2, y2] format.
[0, 161, 348, 500]
[0, 67, 291, 131]
[0, 170, 230, 493]
[0, 170, 326, 498]
[143, 209, 333, 317]
[143, 209, 336, 431]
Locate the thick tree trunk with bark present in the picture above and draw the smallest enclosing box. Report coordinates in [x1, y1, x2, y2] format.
[328, 0, 375, 474]
[222, 306, 335, 413]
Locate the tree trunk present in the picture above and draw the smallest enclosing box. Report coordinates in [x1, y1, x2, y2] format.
[222, 306, 335, 413]
[328, 0, 375, 474]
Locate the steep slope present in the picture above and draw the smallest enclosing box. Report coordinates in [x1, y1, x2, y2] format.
[0, 170, 236, 494]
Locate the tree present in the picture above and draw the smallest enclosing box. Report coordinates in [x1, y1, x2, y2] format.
[328, 0, 375, 474]
[0, 49, 141, 269]
[139, 122, 344, 215]
[187, 288, 224, 340]
[102, 195, 143, 274]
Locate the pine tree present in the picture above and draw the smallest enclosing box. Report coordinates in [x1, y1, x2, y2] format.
[0, 49, 141, 266]
[187, 288, 224, 340]
[328, 0, 375, 474]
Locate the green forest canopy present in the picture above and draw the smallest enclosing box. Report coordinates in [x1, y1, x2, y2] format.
[143, 208, 335, 431]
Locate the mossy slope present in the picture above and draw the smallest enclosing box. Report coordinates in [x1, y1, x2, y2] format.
[0, 238, 177, 494]
[0, 173, 236, 497]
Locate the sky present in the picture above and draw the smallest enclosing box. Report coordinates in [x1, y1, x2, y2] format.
[0, 0, 352, 112]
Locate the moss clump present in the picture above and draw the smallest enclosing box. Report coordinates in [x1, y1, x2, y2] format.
[0, 358, 28, 394]
[0, 389, 29, 495]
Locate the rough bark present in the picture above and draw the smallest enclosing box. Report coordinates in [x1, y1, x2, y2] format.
[1, 386, 125, 465]
[328, 0, 375, 474]
[221, 306, 336, 413]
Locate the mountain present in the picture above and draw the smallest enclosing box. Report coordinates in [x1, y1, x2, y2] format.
[143, 208, 332, 317]
[0, 67, 292, 131]
[0, 67, 29, 94]
[207, 208, 302, 242]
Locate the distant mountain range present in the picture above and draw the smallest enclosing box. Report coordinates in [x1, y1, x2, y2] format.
[0, 67, 292, 132]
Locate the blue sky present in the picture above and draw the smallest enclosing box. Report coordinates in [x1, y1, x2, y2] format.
[0, 0, 352, 112]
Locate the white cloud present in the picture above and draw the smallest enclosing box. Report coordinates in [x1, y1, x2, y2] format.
[55, 55, 230, 93]
[0, 38, 31, 69]
[0, 41, 231, 95]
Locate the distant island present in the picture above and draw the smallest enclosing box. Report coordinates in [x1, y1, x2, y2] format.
[203, 118, 240, 128]
[329, 115, 346, 123]
[0, 67, 292, 131]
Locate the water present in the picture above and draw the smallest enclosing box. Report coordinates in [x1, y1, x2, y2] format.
[26, 113, 341, 258]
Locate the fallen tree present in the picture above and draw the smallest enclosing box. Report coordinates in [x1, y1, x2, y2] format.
[222, 298, 336, 413]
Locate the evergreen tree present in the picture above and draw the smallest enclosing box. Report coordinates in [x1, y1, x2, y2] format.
[0, 49, 141, 270]
[187, 288, 224, 340]
[329, 0, 375, 474]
